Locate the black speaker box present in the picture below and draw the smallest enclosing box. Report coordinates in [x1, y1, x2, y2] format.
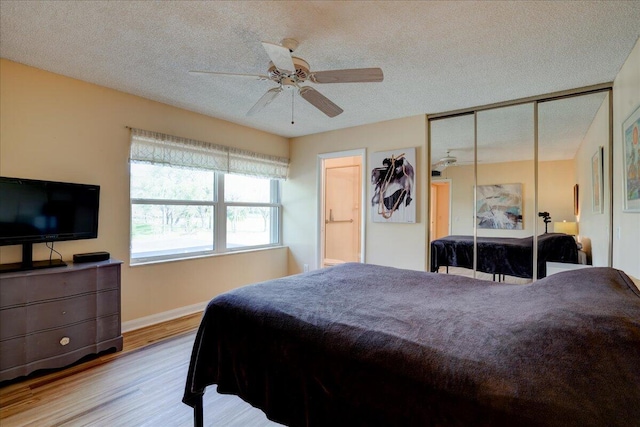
[73, 251, 110, 263]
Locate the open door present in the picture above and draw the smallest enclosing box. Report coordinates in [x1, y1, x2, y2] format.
[319, 151, 365, 268]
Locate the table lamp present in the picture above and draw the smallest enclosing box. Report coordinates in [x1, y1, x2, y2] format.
[554, 220, 578, 236]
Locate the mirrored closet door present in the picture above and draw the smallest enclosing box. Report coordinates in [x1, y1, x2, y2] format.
[538, 92, 611, 269]
[428, 87, 612, 282]
[429, 114, 475, 276]
[476, 103, 535, 283]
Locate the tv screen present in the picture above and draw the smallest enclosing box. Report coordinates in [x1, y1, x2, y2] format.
[0, 176, 100, 246]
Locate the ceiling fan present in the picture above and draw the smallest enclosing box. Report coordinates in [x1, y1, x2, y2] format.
[432, 151, 458, 172]
[190, 38, 383, 118]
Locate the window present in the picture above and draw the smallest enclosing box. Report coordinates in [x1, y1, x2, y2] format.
[129, 128, 287, 264]
[224, 174, 280, 249]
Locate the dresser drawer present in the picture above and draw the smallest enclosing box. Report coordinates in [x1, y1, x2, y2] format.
[26, 320, 96, 362]
[0, 314, 120, 373]
[0, 290, 120, 340]
[26, 317, 109, 363]
[1, 269, 95, 307]
[29, 269, 96, 301]
[0, 337, 26, 371]
[0, 306, 25, 340]
[0, 263, 120, 308]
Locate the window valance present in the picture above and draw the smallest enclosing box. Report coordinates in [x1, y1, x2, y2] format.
[129, 127, 289, 180]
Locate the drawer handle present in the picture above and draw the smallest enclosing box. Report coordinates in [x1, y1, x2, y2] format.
[60, 337, 70, 346]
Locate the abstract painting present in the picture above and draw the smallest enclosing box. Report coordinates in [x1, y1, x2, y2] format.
[623, 105, 640, 212]
[476, 183, 523, 229]
[370, 147, 416, 223]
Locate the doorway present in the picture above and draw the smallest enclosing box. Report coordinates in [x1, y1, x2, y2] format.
[319, 150, 365, 268]
[430, 180, 451, 241]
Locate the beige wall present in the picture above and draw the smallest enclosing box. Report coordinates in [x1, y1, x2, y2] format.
[285, 115, 427, 273]
[575, 96, 611, 266]
[538, 160, 577, 224]
[612, 37, 640, 278]
[0, 59, 289, 322]
[438, 159, 575, 237]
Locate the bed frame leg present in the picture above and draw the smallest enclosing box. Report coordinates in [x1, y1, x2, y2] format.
[194, 396, 203, 427]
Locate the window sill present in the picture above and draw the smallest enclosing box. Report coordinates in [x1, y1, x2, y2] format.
[129, 245, 287, 268]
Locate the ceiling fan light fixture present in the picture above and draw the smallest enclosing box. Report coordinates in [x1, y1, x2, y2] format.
[268, 57, 310, 85]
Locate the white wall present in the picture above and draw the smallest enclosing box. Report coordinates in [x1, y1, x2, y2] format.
[0, 59, 290, 323]
[612, 37, 640, 278]
[284, 115, 427, 273]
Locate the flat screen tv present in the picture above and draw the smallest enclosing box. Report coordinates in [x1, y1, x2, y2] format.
[0, 176, 100, 273]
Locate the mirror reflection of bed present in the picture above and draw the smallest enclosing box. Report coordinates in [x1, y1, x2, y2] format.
[430, 233, 581, 284]
[429, 91, 609, 283]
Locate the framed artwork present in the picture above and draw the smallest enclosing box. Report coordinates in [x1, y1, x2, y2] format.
[573, 184, 579, 216]
[622, 104, 640, 212]
[592, 146, 604, 214]
[370, 147, 416, 223]
[476, 183, 523, 230]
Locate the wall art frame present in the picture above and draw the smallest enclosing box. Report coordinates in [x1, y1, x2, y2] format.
[622, 104, 640, 212]
[370, 147, 416, 223]
[476, 183, 523, 230]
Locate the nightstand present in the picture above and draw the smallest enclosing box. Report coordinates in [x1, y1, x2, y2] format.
[546, 261, 593, 276]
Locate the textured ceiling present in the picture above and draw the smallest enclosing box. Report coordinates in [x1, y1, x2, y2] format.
[1, 1, 639, 144]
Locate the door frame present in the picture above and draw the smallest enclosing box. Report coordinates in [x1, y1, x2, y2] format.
[317, 149, 366, 269]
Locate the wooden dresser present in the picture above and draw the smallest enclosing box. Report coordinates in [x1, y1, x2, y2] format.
[0, 259, 123, 382]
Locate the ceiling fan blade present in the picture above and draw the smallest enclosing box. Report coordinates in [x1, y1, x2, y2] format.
[261, 41, 295, 73]
[432, 162, 447, 172]
[189, 70, 269, 80]
[310, 68, 384, 84]
[247, 87, 283, 116]
[299, 87, 343, 118]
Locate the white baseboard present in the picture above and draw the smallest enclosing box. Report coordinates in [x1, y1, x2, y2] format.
[121, 301, 208, 333]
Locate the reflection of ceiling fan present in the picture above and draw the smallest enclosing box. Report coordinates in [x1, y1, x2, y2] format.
[432, 151, 458, 172]
[190, 38, 383, 118]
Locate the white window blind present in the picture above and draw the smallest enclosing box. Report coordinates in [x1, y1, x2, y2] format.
[129, 128, 289, 180]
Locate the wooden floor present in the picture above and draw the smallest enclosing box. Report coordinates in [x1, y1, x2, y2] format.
[0, 313, 281, 426]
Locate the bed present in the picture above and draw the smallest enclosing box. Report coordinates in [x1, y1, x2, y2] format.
[183, 263, 640, 427]
[430, 233, 578, 279]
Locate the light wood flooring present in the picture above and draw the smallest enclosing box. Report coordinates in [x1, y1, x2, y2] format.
[0, 313, 281, 426]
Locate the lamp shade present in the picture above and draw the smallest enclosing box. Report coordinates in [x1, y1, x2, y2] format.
[554, 221, 578, 235]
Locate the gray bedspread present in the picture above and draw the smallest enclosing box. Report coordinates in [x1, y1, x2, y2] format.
[430, 233, 579, 278]
[183, 263, 640, 426]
